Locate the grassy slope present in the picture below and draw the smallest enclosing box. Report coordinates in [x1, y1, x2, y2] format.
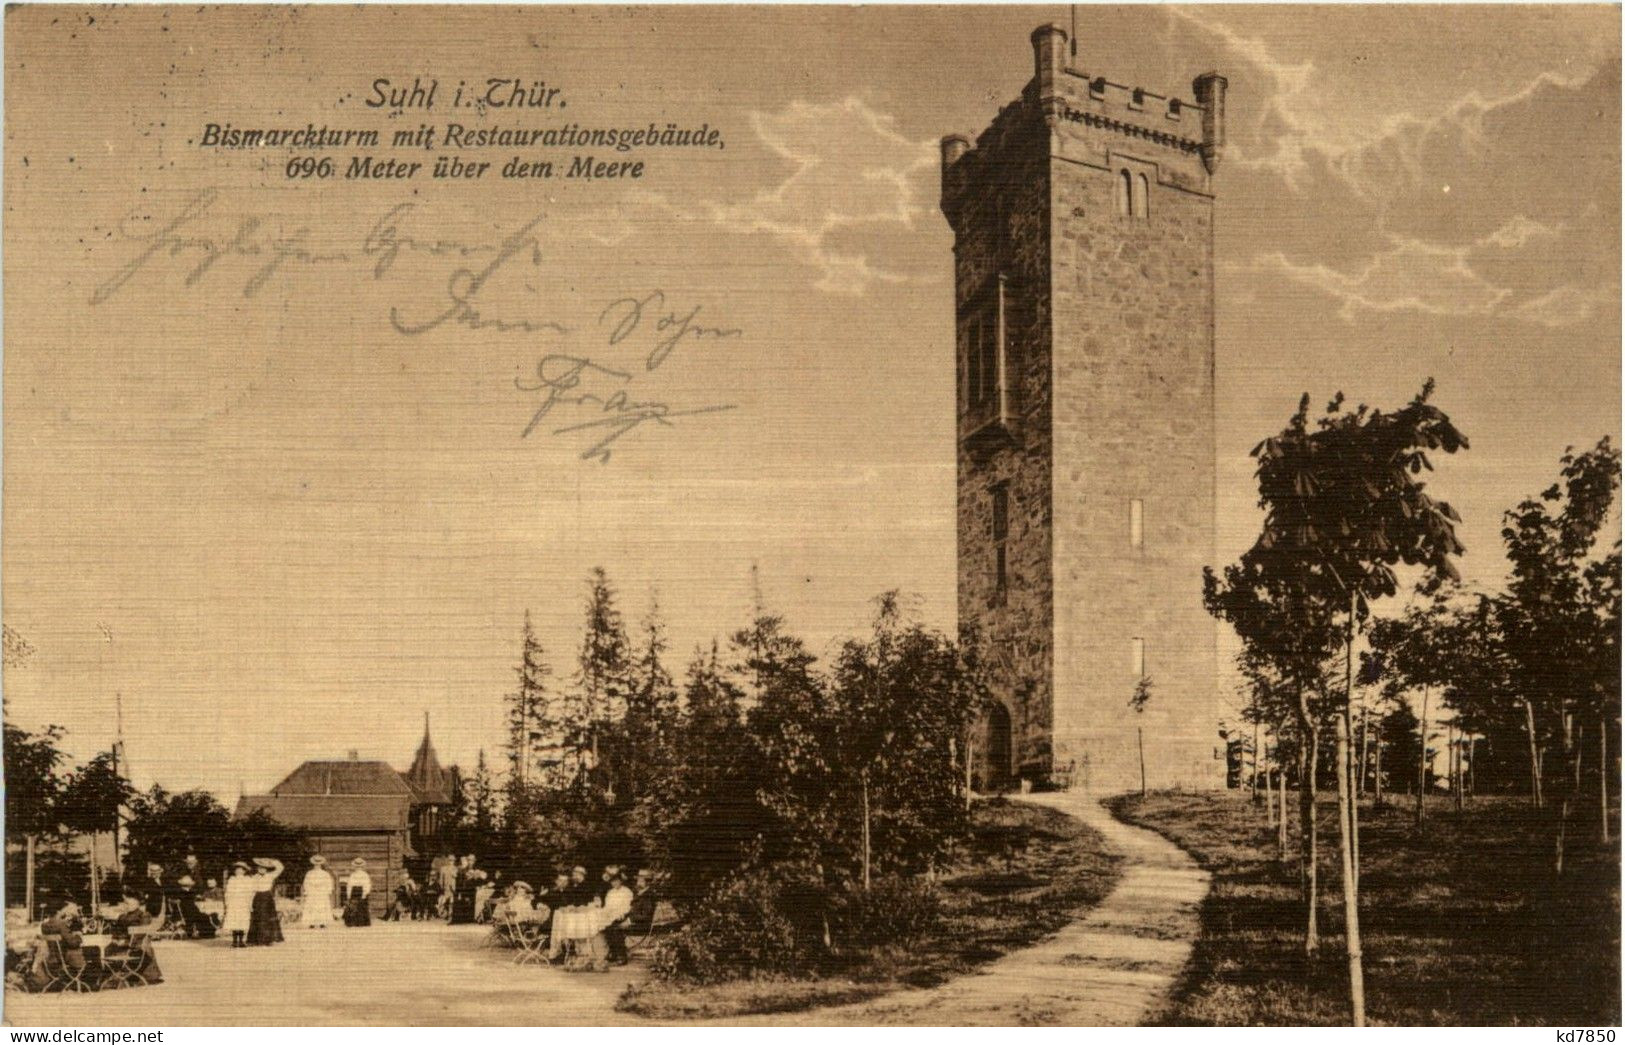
[618, 797, 1122, 1020]
[1111, 790, 1621, 1027]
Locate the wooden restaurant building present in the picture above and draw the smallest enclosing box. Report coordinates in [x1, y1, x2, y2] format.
[234, 716, 458, 917]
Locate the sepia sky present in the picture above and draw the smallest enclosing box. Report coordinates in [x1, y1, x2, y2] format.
[3, 5, 1619, 798]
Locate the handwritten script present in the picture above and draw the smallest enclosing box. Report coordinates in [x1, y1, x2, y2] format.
[89, 190, 743, 461]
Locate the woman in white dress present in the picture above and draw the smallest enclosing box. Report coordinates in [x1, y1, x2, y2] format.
[222, 861, 259, 947]
[301, 855, 336, 929]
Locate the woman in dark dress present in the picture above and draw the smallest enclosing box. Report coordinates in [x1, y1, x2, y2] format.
[342, 858, 372, 927]
[246, 858, 285, 946]
[449, 854, 483, 925]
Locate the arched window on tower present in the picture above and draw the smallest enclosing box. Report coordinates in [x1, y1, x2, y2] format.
[1137, 173, 1150, 219]
[1117, 169, 1132, 217]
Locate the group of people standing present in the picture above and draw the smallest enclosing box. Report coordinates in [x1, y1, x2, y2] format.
[297, 855, 374, 929]
[221, 857, 286, 947]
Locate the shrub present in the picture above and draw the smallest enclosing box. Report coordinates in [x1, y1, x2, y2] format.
[835, 875, 941, 949]
[651, 863, 831, 984]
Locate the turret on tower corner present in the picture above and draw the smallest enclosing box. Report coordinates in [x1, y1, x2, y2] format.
[944, 23, 1225, 793]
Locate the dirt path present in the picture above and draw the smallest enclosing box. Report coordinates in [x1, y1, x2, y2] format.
[759, 789, 1210, 1026]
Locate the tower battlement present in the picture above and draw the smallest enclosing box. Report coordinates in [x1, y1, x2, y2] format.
[943, 24, 1226, 218]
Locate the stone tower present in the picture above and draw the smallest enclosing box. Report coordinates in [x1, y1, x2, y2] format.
[942, 23, 1225, 792]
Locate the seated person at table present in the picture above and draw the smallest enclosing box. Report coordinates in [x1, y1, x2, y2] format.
[504, 882, 540, 922]
[25, 902, 87, 992]
[548, 866, 599, 964]
[102, 898, 164, 986]
[627, 868, 659, 937]
[598, 870, 635, 967]
[171, 874, 215, 939]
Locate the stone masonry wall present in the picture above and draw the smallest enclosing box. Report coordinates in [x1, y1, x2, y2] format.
[1046, 58, 1224, 792]
[948, 104, 1055, 783]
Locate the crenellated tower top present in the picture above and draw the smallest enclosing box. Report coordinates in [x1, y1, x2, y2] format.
[941, 22, 1226, 217]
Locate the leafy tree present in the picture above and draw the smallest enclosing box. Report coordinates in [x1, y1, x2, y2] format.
[1129, 676, 1154, 796]
[1243, 384, 1468, 1026]
[653, 642, 762, 905]
[1499, 439, 1620, 871]
[1206, 560, 1342, 954]
[1365, 593, 1468, 824]
[125, 786, 305, 883]
[4, 722, 68, 919]
[826, 593, 987, 886]
[59, 750, 134, 837]
[59, 750, 136, 909]
[3, 624, 37, 668]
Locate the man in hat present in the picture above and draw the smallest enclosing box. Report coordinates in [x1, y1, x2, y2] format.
[301, 855, 336, 929]
[341, 858, 372, 927]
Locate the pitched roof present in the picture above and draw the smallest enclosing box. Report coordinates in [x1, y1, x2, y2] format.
[235, 794, 409, 833]
[402, 714, 451, 805]
[269, 760, 414, 798]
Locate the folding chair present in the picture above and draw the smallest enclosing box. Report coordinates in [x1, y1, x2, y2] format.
[43, 936, 93, 993]
[623, 896, 664, 957]
[512, 920, 551, 967]
[99, 933, 154, 990]
[482, 911, 517, 949]
[149, 899, 185, 940]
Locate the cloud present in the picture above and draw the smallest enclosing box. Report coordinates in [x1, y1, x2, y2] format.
[1505, 286, 1611, 329]
[616, 98, 939, 296]
[1248, 217, 1599, 328]
[1170, 7, 1599, 202]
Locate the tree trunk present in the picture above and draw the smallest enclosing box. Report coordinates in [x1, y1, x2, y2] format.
[90, 835, 101, 918]
[861, 771, 872, 891]
[1523, 698, 1544, 809]
[1602, 720, 1610, 846]
[1252, 719, 1262, 805]
[1417, 686, 1430, 826]
[1336, 712, 1367, 1026]
[1357, 706, 1369, 798]
[1556, 713, 1577, 876]
[1345, 607, 1361, 893]
[1278, 748, 1289, 860]
[965, 730, 975, 812]
[1265, 732, 1276, 826]
[1462, 731, 1475, 812]
[1295, 691, 1320, 956]
[1138, 725, 1147, 797]
[25, 834, 37, 922]
[1374, 733, 1384, 807]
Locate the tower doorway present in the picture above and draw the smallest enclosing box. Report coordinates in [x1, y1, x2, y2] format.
[986, 702, 1013, 790]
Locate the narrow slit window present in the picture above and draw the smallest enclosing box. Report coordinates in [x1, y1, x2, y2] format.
[1137, 173, 1150, 219]
[1130, 498, 1144, 550]
[1117, 169, 1132, 217]
[965, 316, 982, 409]
[1131, 637, 1146, 678]
[991, 482, 1010, 605]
